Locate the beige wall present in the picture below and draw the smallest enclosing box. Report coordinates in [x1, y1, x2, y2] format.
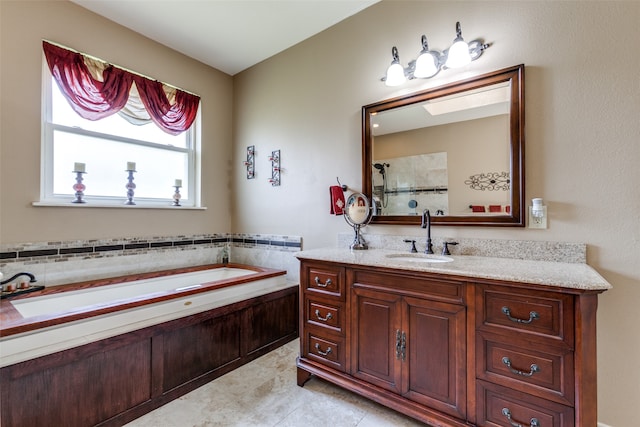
[0, 1, 233, 243]
[233, 1, 640, 425]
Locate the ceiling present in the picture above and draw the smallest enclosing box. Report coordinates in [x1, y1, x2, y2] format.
[71, 0, 379, 76]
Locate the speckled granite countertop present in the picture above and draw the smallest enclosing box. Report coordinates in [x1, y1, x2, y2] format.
[295, 248, 612, 291]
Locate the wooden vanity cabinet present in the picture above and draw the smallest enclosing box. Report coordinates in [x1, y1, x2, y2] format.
[475, 283, 599, 427]
[297, 258, 603, 427]
[299, 261, 348, 375]
[298, 261, 470, 427]
[351, 271, 467, 420]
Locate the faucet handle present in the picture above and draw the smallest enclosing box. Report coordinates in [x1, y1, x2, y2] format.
[442, 241, 459, 256]
[403, 239, 418, 253]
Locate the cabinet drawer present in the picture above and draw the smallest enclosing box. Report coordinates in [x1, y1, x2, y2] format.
[305, 332, 345, 371]
[477, 334, 574, 405]
[305, 298, 344, 333]
[304, 265, 345, 300]
[478, 285, 574, 346]
[352, 269, 464, 304]
[477, 381, 574, 427]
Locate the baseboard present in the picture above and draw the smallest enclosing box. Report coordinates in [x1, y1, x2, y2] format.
[598, 422, 614, 427]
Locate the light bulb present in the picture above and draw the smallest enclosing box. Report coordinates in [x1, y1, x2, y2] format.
[446, 39, 471, 68]
[385, 62, 406, 86]
[385, 46, 406, 87]
[414, 52, 438, 78]
[445, 22, 472, 69]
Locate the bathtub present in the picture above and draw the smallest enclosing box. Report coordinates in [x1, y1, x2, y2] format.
[0, 264, 292, 367]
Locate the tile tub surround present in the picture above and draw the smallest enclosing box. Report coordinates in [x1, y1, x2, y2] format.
[296, 247, 611, 291]
[0, 234, 302, 287]
[338, 232, 587, 263]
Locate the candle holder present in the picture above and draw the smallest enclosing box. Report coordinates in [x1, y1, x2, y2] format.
[72, 170, 87, 203]
[125, 169, 136, 205]
[172, 186, 182, 206]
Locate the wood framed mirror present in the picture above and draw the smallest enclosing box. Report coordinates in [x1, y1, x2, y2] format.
[362, 64, 525, 226]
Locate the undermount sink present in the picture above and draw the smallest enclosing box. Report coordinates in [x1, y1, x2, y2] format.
[385, 253, 454, 263]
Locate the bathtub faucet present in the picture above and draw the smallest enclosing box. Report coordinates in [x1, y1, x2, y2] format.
[1, 272, 37, 285]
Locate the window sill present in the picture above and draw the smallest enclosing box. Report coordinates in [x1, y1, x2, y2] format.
[32, 202, 207, 210]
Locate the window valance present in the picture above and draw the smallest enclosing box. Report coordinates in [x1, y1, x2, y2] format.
[43, 41, 200, 135]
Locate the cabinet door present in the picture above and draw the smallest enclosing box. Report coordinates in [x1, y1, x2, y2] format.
[162, 311, 241, 391]
[352, 287, 403, 394]
[404, 296, 466, 419]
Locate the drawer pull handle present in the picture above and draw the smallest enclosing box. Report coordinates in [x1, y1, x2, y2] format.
[502, 408, 540, 427]
[502, 306, 540, 324]
[314, 343, 332, 356]
[314, 309, 333, 322]
[314, 276, 333, 288]
[502, 357, 541, 377]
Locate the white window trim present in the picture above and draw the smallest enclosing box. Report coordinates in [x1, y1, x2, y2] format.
[37, 56, 203, 209]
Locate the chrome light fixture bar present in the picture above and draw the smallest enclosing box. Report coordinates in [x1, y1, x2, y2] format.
[383, 22, 490, 87]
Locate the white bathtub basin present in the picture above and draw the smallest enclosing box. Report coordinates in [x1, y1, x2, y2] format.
[11, 267, 254, 318]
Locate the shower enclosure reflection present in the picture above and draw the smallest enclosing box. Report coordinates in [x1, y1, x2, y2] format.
[372, 154, 449, 216]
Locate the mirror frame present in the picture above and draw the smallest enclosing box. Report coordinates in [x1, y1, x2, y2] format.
[362, 64, 525, 227]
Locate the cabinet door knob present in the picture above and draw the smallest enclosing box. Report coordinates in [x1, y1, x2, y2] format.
[314, 343, 332, 356]
[314, 276, 333, 288]
[502, 357, 540, 377]
[501, 306, 540, 324]
[502, 408, 540, 427]
[314, 309, 333, 322]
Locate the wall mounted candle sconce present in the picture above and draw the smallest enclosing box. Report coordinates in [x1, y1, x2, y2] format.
[244, 145, 255, 179]
[529, 198, 547, 229]
[382, 21, 490, 86]
[269, 150, 281, 186]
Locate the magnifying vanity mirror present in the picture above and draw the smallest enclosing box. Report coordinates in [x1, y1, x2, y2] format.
[362, 64, 525, 226]
[344, 192, 373, 250]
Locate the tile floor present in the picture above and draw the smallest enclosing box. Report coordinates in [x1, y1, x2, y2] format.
[126, 339, 425, 426]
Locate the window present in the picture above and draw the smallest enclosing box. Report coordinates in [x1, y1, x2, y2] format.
[39, 42, 201, 207]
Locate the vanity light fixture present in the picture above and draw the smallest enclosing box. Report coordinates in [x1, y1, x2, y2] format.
[383, 21, 490, 87]
[445, 22, 472, 69]
[384, 46, 406, 86]
[413, 35, 440, 78]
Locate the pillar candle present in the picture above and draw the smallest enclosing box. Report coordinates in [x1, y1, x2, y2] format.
[174, 179, 182, 187]
[74, 162, 86, 173]
[126, 162, 136, 171]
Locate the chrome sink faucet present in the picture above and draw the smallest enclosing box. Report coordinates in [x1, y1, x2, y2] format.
[420, 209, 434, 254]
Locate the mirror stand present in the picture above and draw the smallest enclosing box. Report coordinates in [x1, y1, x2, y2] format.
[345, 221, 368, 250]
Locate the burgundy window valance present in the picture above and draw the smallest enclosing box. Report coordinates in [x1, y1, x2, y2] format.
[43, 41, 200, 135]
